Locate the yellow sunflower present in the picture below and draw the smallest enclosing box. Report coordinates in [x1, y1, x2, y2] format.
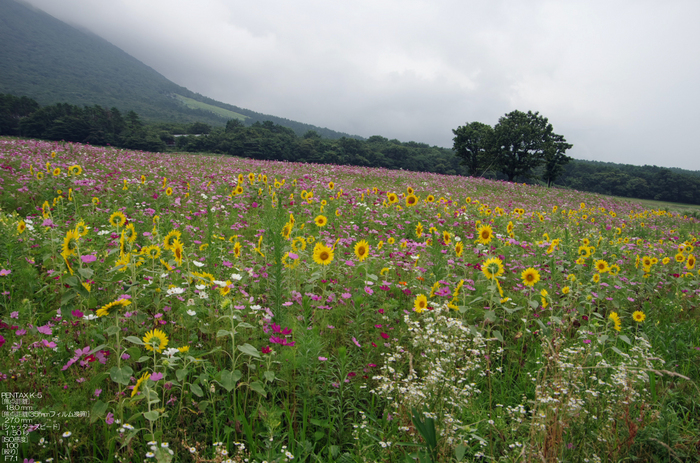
[61, 229, 79, 257]
[686, 254, 696, 270]
[521, 267, 540, 287]
[387, 192, 398, 204]
[171, 238, 184, 266]
[109, 211, 127, 228]
[143, 329, 169, 353]
[131, 372, 151, 398]
[415, 223, 423, 238]
[354, 240, 370, 262]
[594, 259, 609, 273]
[17, 220, 26, 234]
[124, 223, 137, 244]
[405, 194, 418, 207]
[476, 224, 493, 245]
[482, 257, 504, 280]
[163, 230, 182, 251]
[442, 231, 451, 245]
[632, 311, 646, 323]
[455, 241, 464, 257]
[315, 215, 328, 227]
[52, 167, 61, 177]
[281, 222, 293, 240]
[414, 294, 428, 313]
[426, 194, 435, 203]
[313, 242, 334, 265]
[36, 171, 44, 180]
[141, 245, 161, 260]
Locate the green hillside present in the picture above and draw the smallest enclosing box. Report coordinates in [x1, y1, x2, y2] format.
[0, 0, 359, 139]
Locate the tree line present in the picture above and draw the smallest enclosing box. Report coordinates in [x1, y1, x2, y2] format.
[3, 94, 700, 205]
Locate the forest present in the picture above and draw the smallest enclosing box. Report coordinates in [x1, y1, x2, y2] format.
[2, 93, 700, 206]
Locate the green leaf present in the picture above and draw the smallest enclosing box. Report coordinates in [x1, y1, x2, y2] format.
[263, 370, 275, 383]
[598, 335, 609, 345]
[237, 322, 255, 329]
[455, 444, 467, 461]
[249, 381, 267, 397]
[90, 400, 108, 423]
[484, 310, 497, 323]
[176, 368, 188, 382]
[366, 273, 378, 281]
[216, 329, 232, 338]
[138, 356, 151, 363]
[612, 347, 624, 356]
[492, 330, 504, 343]
[190, 382, 203, 397]
[105, 325, 119, 337]
[109, 366, 133, 385]
[143, 410, 159, 422]
[64, 276, 78, 287]
[619, 335, 632, 345]
[219, 369, 241, 392]
[238, 343, 261, 359]
[503, 306, 522, 314]
[125, 336, 144, 345]
[198, 400, 209, 412]
[60, 292, 76, 306]
[528, 299, 539, 309]
[310, 418, 330, 428]
[77, 267, 94, 279]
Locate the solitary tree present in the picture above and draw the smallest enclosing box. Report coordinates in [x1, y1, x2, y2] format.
[492, 110, 554, 182]
[452, 121, 494, 176]
[541, 133, 573, 187]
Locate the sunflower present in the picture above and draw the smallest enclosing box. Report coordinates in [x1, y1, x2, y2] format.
[354, 240, 370, 262]
[455, 241, 464, 257]
[414, 294, 428, 313]
[52, 167, 61, 177]
[315, 215, 328, 227]
[248, 172, 256, 184]
[143, 329, 169, 353]
[632, 311, 646, 323]
[165, 187, 173, 196]
[74, 220, 89, 237]
[594, 259, 609, 273]
[592, 273, 600, 283]
[686, 254, 696, 270]
[171, 239, 184, 266]
[377, 240, 384, 250]
[562, 286, 570, 295]
[141, 245, 161, 260]
[387, 192, 398, 204]
[426, 194, 435, 203]
[131, 372, 151, 398]
[609, 312, 622, 332]
[476, 224, 493, 245]
[123, 223, 137, 244]
[219, 281, 233, 296]
[609, 264, 620, 276]
[313, 242, 334, 265]
[405, 194, 418, 207]
[17, 220, 26, 234]
[675, 253, 685, 263]
[328, 181, 335, 190]
[482, 257, 504, 280]
[387, 237, 395, 245]
[415, 223, 423, 238]
[61, 229, 79, 257]
[96, 298, 132, 317]
[109, 211, 127, 228]
[521, 267, 540, 287]
[442, 231, 451, 245]
[163, 230, 182, 251]
[36, 171, 44, 180]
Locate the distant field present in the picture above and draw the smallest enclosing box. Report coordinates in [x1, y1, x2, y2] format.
[609, 195, 700, 214]
[174, 94, 247, 121]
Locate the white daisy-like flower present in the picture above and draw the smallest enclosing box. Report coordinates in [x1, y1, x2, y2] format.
[186, 309, 196, 316]
[161, 442, 169, 448]
[195, 284, 206, 290]
[230, 273, 243, 281]
[147, 441, 157, 446]
[163, 348, 180, 358]
[145, 452, 155, 458]
[199, 291, 209, 300]
[62, 431, 72, 438]
[213, 280, 227, 287]
[189, 447, 197, 453]
[166, 287, 185, 296]
[83, 314, 98, 321]
[192, 261, 205, 268]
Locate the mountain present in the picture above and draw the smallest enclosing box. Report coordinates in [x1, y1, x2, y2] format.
[0, 0, 360, 139]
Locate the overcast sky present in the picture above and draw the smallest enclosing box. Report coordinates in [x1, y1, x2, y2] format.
[26, 0, 700, 170]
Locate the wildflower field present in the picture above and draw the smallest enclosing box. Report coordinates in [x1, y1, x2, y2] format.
[1, 137, 699, 463]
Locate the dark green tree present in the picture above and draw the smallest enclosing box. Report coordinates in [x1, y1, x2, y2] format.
[541, 133, 573, 187]
[452, 121, 494, 176]
[492, 110, 553, 181]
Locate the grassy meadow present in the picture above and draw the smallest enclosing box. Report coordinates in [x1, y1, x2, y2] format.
[0, 138, 699, 463]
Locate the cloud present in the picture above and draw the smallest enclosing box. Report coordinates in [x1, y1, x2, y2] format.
[25, 0, 700, 169]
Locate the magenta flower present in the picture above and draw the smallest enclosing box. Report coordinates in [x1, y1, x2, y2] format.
[80, 254, 97, 263]
[36, 324, 52, 335]
[10, 311, 18, 319]
[318, 356, 328, 361]
[105, 412, 114, 425]
[0, 269, 10, 276]
[150, 372, 164, 381]
[71, 310, 84, 318]
[94, 389, 102, 397]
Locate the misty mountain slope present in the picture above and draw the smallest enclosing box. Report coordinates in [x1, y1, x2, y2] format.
[0, 0, 360, 138]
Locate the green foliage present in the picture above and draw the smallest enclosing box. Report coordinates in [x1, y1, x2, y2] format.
[452, 121, 495, 177]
